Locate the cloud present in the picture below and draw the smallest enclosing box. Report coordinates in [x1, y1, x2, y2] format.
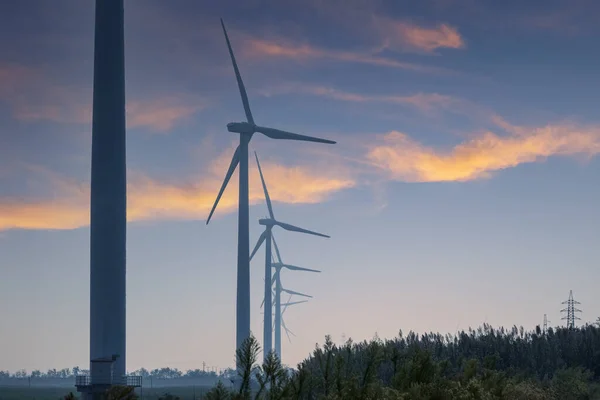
[0, 63, 36, 97]
[243, 38, 451, 74]
[4, 118, 600, 231]
[259, 83, 462, 114]
[366, 123, 600, 182]
[261, 0, 466, 54]
[126, 97, 207, 132]
[373, 17, 465, 53]
[0, 153, 355, 231]
[0, 63, 206, 132]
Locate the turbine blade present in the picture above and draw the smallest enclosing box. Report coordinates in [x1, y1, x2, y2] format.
[249, 230, 267, 262]
[282, 264, 321, 273]
[220, 19, 254, 125]
[275, 221, 330, 238]
[281, 300, 308, 307]
[282, 319, 295, 342]
[256, 126, 335, 144]
[285, 329, 292, 343]
[260, 276, 266, 309]
[271, 234, 283, 264]
[206, 146, 240, 224]
[287, 328, 296, 338]
[282, 288, 312, 298]
[282, 293, 293, 316]
[254, 152, 275, 220]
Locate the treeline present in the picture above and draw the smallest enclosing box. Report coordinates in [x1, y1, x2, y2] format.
[199, 322, 600, 399]
[0, 367, 226, 380]
[130, 367, 226, 380]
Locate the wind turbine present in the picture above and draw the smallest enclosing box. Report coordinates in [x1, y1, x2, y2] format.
[259, 270, 315, 362]
[259, 297, 308, 352]
[206, 19, 336, 363]
[249, 151, 327, 360]
[280, 294, 305, 343]
[271, 235, 320, 359]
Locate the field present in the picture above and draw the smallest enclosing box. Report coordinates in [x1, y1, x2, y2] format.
[0, 385, 217, 400]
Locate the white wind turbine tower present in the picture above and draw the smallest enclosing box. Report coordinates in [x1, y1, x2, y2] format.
[205, 19, 336, 364]
[260, 277, 314, 354]
[249, 151, 327, 360]
[261, 296, 309, 346]
[279, 294, 307, 344]
[271, 234, 320, 359]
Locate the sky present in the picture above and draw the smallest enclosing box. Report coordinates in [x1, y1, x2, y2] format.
[1, 0, 600, 374]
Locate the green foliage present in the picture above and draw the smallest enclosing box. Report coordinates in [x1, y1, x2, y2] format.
[204, 322, 600, 399]
[204, 381, 232, 400]
[157, 392, 181, 400]
[235, 333, 262, 399]
[502, 380, 550, 400]
[106, 385, 139, 400]
[551, 367, 594, 400]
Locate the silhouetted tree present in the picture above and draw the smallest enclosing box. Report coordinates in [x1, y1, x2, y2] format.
[204, 381, 232, 400]
[63, 392, 77, 400]
[157, 393, 180, 400]
[106, 385, 138, 400]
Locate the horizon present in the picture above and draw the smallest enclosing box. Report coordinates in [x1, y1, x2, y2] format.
[1, 320, 597, 375]
[1, 0, 600, 373]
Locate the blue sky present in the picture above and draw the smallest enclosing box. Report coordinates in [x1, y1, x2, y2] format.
[1, 0, 600, 373]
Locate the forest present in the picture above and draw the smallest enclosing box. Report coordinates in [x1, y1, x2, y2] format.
[53, 320, 600, 399]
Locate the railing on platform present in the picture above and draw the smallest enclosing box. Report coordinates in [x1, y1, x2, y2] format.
[75, 375, 91, 387]
[124, 375, 142, 387]
[74, 374, 142, 387]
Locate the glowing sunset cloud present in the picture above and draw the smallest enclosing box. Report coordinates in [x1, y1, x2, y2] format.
[373, 18, 465, 53]
[0, 157, 354, 232]
[367, 123, 600, 182]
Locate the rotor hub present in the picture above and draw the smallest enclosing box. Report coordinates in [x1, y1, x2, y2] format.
[227, 121, 256, 135]
[259, 218, 276, 226]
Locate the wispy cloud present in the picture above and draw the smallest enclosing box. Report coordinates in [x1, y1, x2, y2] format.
[0, 63, 37, 96]
[271, 0, 466, 53]
[373, 17, 465, 53]
[0, 63, 207, 132]
[126, 96, 207, 132]
[259, 83, 462, 114]
[366, 122, 600, 182]
[242, 38, 452, 74]
[0, 153, 355, 231]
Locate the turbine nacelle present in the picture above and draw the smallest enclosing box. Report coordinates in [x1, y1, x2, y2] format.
[227, 121, 256, 135]
[258, 218, 277, 227]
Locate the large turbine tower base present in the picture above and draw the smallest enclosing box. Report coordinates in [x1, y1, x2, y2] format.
[89, 0, 127, 382]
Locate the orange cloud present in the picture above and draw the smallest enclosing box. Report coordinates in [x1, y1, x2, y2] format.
[373, 18, 465, 53]
[243, 38, 450, 74]
[366, 123, 600, 182]
[0, 155, 355, 231]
